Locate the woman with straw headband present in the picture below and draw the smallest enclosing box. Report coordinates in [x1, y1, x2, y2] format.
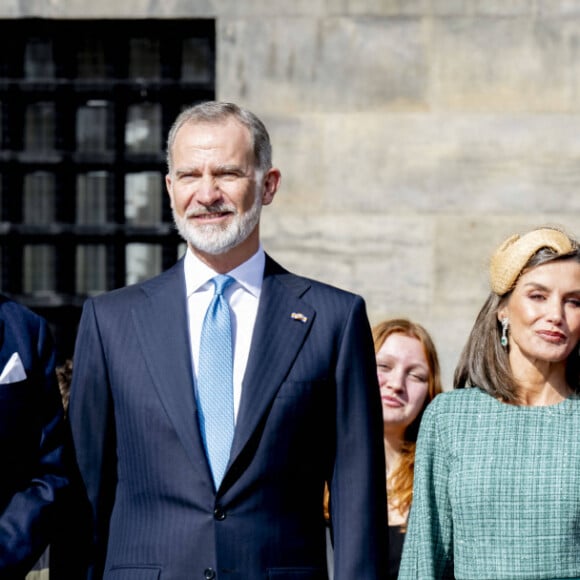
[399, 226, 580, 579]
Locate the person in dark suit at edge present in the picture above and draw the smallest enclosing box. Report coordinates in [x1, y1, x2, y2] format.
[68, 101, 387, 579]
[0, 296, 69, 578]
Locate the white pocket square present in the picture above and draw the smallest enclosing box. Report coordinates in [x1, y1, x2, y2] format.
[0, 352, 27, 384]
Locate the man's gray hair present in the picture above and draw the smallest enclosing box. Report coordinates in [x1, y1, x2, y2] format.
[166, 101, 272, 174]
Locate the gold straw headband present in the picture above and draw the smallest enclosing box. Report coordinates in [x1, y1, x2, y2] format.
[489, 228, 575, 295]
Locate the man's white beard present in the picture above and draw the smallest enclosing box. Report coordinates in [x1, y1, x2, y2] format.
[173, 188, 262, 255]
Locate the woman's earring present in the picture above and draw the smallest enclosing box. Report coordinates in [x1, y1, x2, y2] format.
[500, 318, 509, 348]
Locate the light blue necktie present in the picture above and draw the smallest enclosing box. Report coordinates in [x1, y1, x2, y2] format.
[197, 274, 235, 489]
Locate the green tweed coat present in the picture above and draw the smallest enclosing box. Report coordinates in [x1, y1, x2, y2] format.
[399, 388, 580, 580]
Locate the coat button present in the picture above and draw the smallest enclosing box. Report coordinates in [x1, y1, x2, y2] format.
[214, 506, 226, 521]
[204, 568, 216, 579]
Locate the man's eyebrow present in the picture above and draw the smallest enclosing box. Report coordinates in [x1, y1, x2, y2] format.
[174, 166, 200, 176]
[214, 164, 246, 174]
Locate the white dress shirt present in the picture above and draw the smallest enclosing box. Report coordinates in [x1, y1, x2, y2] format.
[184, 245, 265, 422]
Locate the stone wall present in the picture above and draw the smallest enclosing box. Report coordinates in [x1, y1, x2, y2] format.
[4, 0, 580, 386]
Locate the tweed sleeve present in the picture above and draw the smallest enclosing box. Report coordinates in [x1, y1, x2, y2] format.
[398, 396, 455, 579]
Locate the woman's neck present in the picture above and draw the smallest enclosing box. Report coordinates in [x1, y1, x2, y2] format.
[509, 354, 572, 405]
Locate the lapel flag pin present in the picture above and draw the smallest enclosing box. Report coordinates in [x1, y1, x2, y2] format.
[291, 312, 308, 323]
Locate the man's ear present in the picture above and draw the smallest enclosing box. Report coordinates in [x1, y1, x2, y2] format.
[165, 174, 174, 208]
[261, 168, 281, 206]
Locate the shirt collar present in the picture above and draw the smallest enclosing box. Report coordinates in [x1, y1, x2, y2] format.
[184, 245, 265, 298]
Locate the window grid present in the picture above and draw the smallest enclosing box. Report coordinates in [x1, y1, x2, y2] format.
[0, 18, 215, 359]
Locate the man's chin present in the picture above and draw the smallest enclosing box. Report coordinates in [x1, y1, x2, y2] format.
[183, 231, 240, 256]
[191, 242, 235, 256]
[176, 213, 259, 257]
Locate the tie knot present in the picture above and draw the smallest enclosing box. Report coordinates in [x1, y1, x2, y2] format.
[212, 274, 235, 296]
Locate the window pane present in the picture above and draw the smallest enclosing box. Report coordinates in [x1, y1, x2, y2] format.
[129, 37, 160, 79]
[182, 38, 213, 82]
[76, 244, 107, 294]
[125, 103, 161, 154]
[24, 172, 55, 224]
[77, 37, 107, 79]
[126, 243, 161, 285]
[77, 101, 113, 153]
[24, 245, 55, 293]
[76, 172, 109, 225]
[125, 172, 161, 225]
[25, 38, 54, 79]
[25, 102, 55, 152]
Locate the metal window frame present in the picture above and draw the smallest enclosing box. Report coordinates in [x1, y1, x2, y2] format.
[0, 18, 215, 360]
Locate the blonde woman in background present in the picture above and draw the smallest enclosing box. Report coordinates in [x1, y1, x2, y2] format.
[373, 318, 442, 578]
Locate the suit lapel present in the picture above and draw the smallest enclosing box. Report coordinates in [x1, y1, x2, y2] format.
[228, 256, 314, 470]
[130, 261, 209, 475]
[128, 257, 317, 488]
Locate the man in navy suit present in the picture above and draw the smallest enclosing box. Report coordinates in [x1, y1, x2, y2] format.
[0, 296, 69, 578]
[69, 101, 387, 579]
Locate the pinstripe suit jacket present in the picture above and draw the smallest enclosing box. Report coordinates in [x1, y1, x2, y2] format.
[69, 255, 387, 579]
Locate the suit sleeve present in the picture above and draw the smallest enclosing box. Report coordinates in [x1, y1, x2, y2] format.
[398, 399, 454, 579]
[0, 312, 69, 577]
[329, 295, 388, 579]
[68, 298, 117, 579]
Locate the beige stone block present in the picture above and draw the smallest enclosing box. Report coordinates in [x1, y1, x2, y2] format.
[323, 0, 536, 17]
[423, 304, 482, 390]
[326, 0, 430, 16]
[307, 112, 580, 214]
[208, 0, 328, 16]
[259, 114, 327, 211]
[431, 15, 580, 112]
[0, 1, 19, 17]
[261, 211, 435, 307]
[429, 0, 536, 16]
[218, 16, 428, 112]
[2, 0, 169, 18]
[537, 0, 580, 15]
[1, 0, 326, 18]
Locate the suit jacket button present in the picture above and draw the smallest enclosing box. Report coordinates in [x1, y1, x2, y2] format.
[204, 568, 216, 579]
[214, 506, 226, 520]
